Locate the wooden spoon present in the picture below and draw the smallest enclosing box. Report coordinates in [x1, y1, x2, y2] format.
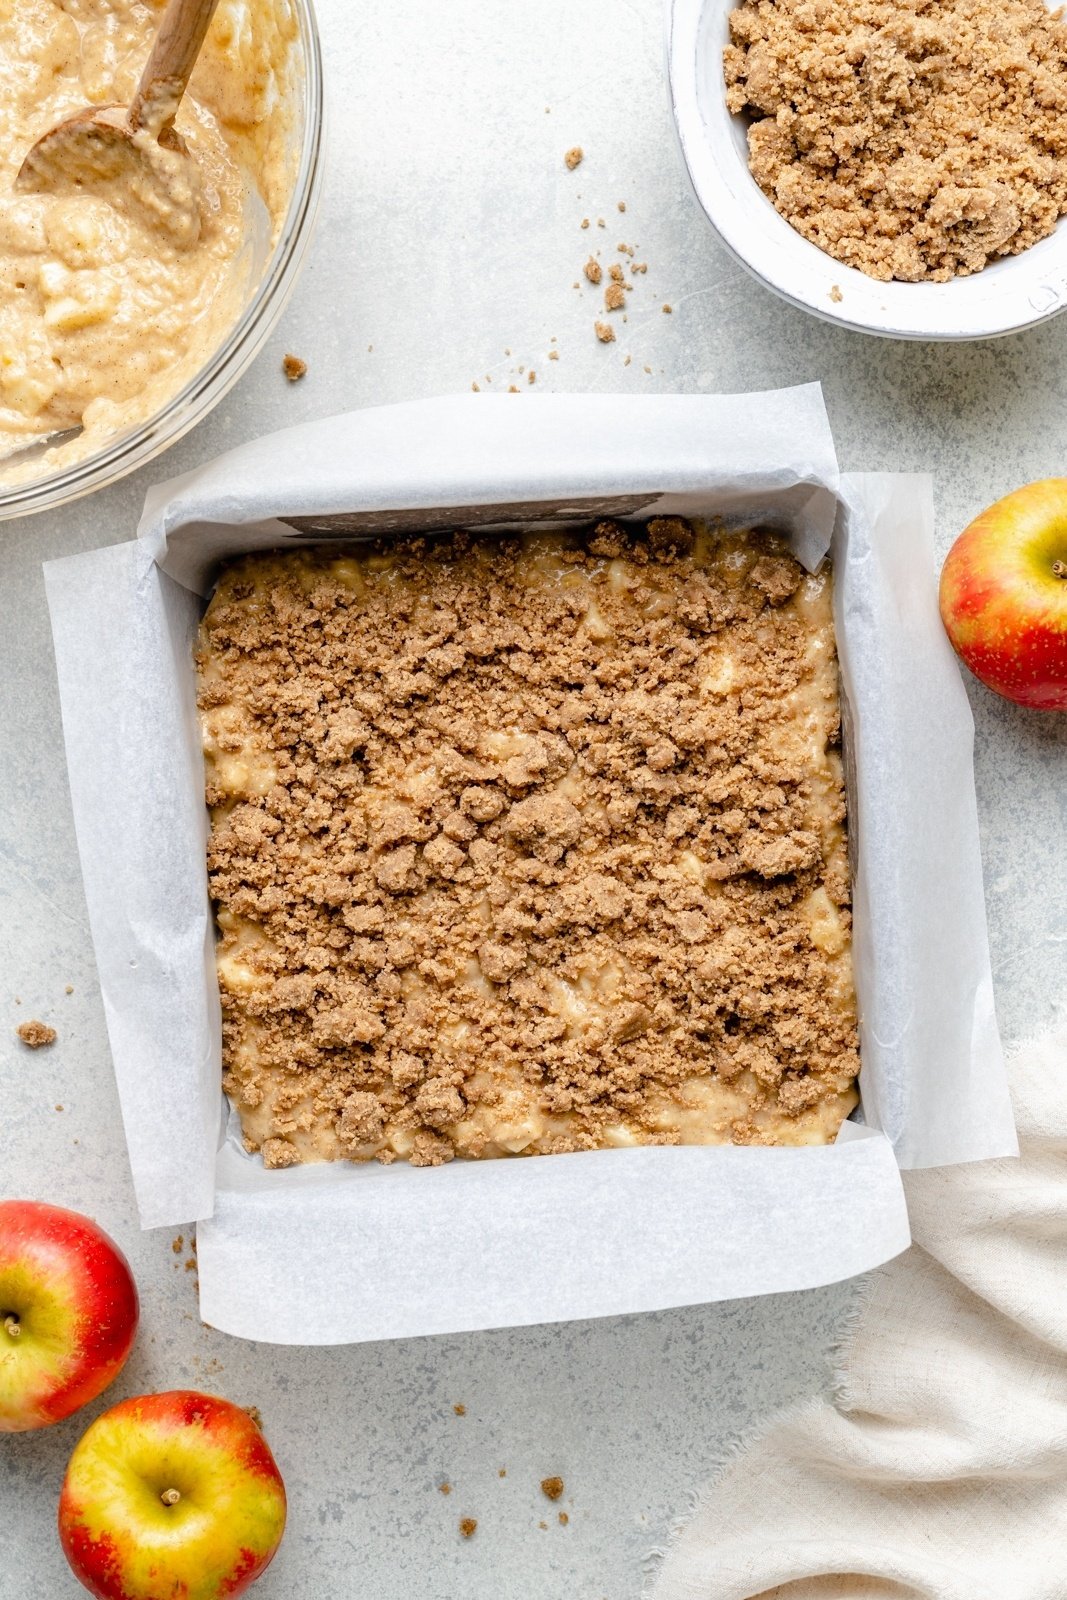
[16, 0, 222, 247]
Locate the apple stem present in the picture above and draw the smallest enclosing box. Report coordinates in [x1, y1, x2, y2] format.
[160, 1489, 181, 1507]
[1054, 560, 1067, 579]
[3, 1315, 20, 1339]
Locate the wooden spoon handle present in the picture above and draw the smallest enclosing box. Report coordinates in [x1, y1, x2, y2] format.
[129, 0, 223, 135]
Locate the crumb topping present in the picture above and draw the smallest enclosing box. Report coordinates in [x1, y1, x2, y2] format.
[198, 519, 858, 1169]
[724, 0, 1067, 282]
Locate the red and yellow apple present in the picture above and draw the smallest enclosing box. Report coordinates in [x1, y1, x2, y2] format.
[0, 1199, 138, 1432]
[939, 478, 1067, 710]
[59, 1391, 287, 1599]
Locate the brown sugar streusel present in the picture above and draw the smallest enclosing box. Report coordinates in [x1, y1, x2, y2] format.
[197, 518, 858, 1170]
[725, 0, 1067, 282]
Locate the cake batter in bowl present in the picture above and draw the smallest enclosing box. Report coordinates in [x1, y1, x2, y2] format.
[0, 0, 323, 515]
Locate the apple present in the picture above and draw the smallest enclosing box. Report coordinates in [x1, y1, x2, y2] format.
[939, 478, 1067, 710]
[59, 1391, 287, 1600]
[0, 1199, 138, 1432]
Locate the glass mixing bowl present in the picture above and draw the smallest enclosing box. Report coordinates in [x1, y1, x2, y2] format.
[0, 0, 324, 520]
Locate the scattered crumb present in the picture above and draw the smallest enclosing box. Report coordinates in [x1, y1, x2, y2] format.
[631, 262, 648, 274]
[508, 385, 519, 393]
[559, 1512, 570, 1525]
[244, 1405, 262, 1428]
[64, 985, 74, 995]
[528, 371, 536, 384]
[605, 284, 626, 311]
[643, 364, 652, 373]
[454, 1404, 466, 1416]
[618, 201, 627, 212]
[584, 258, 603, 285]
[54, 1104, 63, 1112]
[184, 1258, 197, 1272]
[172, 1235, 184, 1255]
[538, 1520, 548, 1531]
[498, 1469, 507, 1479]
[609, 263, 625, 283]
[548, 350, 559, 361]
[367, 344, 373, 353]
[597, 217, 605, 228]
[282, 354, 307, 383]
[17, 1020, 56, 1048]
[662, 303, 673, 314]
[459, 1518, 478, 1539]
[624, 354, 632, 366]
[581, 217, 590, 229]
[541, 1476, 565, 1501]
[440, 1482, 452, 1495]
[471, 382, 480, 392]
[594, 320, 615, 343]
[617, 242, 635, 255]
[504, 348, 511, 356]
[830, 285, 843, 303]
[564, 146, 583, 170]
[484, 375, 492, 383]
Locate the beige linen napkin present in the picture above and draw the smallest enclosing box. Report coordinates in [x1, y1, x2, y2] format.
[652, 1026, 1067, 1600]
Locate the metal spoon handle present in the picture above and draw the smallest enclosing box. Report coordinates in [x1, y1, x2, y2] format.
[129, 0, 223, 136]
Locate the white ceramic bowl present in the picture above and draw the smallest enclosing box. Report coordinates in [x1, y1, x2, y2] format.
[667, 0, 1067, 339]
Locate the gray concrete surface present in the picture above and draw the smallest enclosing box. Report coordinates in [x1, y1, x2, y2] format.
[2, 0, 1066, 1594]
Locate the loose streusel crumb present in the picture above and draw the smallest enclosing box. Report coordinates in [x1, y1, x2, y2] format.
[724, 0, 1067, 281]
[541, 1476, 565, 1501]
[830, 285, 843, 304]
[453, 1404, 466, 1416]
[584, 258, 603, 285]
[198, 519, 858, 1169]
[17, 1020, 55, 1048]
[459, 1518, 478, 1538]
[594, 320, 616, 342]
[282, 355, 307, 383]
[559, 1511, 569, 1525]
[605, 284, 626, 311]
[564, 146, 583, 170]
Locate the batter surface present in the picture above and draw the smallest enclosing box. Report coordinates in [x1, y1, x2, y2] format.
[0, 0, 297, 480]
[197, 519, 860, 1168]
